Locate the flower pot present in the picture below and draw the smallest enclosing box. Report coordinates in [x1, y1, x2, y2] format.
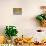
[40, 20, 46, 27]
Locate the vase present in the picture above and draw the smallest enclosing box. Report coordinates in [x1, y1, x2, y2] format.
[11, 36, 17, 44]
[7, 39, 12, 44]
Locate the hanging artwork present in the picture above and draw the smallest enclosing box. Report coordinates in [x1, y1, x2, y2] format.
[13, 8, 22, 15]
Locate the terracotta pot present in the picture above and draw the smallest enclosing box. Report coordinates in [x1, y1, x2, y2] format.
[40, 20, 46, 27]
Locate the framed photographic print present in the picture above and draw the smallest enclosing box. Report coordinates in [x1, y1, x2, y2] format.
[13, 8, 22, 15]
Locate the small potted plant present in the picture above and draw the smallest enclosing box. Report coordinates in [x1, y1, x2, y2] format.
[36, 6, 46, 27]
[5, 26, 18, 44]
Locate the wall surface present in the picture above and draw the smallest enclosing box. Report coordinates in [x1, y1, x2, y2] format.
[0, 0, 46, 41]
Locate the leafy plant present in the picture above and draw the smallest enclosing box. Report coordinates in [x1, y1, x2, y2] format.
[36, 14, 46, 21]
[5, 26, 18, 39]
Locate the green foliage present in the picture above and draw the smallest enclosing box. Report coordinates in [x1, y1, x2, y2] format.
[44, 15, 46, 20]
[5, 26, 18, 38]
[36, 15, 44, 21]
[36, 14, 46, 21]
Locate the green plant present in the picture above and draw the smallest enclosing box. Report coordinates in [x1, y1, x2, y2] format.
[5, 26, 18, 39]
[36, 14, 46, 21]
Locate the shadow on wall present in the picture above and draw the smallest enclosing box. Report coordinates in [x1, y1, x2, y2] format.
[0, 26, 5, 35]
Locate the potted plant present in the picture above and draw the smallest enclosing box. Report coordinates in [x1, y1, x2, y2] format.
[36, 6, 46, 27]
[5, 26, 18, 43]
[36, 14, 46, 27]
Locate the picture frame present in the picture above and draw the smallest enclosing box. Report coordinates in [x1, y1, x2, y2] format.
[13, 8, 22, 15]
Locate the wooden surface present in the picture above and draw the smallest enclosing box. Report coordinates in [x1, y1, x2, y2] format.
[14, 43, 46, 46]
